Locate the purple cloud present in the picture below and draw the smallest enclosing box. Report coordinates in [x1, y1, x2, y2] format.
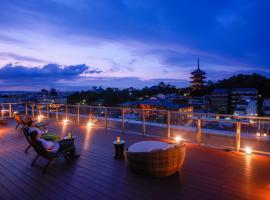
[0, 63, 102, 80]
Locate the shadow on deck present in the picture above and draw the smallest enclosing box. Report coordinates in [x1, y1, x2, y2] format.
[0, 119, 269, 200]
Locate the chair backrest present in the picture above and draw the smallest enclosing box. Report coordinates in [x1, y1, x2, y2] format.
[22, 127, 32, 145]
[14, 114, 23, 125]
[31, 139, 51, 158]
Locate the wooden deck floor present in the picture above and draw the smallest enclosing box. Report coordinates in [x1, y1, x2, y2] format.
[0, 119, 270, 200]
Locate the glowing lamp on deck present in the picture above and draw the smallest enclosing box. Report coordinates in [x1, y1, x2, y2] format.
[175, 136, 182, 143]
[63, 119, 69, 124]
[263, 133, 267, 137]
[87, 121, 94, 127]
[37, 115, 44, 120]
[245, 147, 252, 155]
[256, 132, 261, 137]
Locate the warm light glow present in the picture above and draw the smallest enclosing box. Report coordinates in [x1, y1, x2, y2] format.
[116, 136, 121, 144]
[37, 115, 44, 120]
[245, 147, 252, 155]
[63, 119, 69, 124]
[256, 132, 261, 137]
[87, 121, 94, 127]
[175, 136, 182, 143]
[263, 133, 267, 137]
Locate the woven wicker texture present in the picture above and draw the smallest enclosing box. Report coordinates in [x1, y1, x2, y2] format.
[126, 142, 186, 177]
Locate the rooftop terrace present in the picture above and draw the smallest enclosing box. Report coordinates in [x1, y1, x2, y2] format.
[0, 119, 270, 200]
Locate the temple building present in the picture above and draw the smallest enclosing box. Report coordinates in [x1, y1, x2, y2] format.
[190, 59, 206, 90]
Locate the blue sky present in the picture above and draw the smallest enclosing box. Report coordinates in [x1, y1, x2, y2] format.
[0, 0, 269, 90]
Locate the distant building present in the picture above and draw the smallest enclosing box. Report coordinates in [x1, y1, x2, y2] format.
[120, 93, 191, 111]
[263, 99, 270, 116]
[210, 89, 229, 113]
[190, 59, 206, 90]
[233, 99, 257, 116]
[231, 88, 257, 115]
[188, 96, 209, 112]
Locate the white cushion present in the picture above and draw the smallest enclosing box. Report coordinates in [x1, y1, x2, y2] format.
[128, 141, 173, 153]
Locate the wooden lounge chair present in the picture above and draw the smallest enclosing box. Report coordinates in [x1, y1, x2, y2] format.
[14, 114, 28, 131]
[30, 138, 74, 173]
[22, 127, 32, 153]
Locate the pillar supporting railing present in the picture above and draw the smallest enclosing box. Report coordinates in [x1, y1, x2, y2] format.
[65, 104, 68, 119]
[31, 104, 35, 117]
[236, 120, 241, 152]
[142, 109, 146, 136]
[197, 117, 202, 145]
[9, 103, 12, 118]
[56, 106, 59, 121]
[46, 104, 49, 118]
[105, 107, 108, 129]
[167, 111, 171, 139]
[25, 102, 28, 116]
[77, 104, 80, 124]
[122, 108, 125, 133]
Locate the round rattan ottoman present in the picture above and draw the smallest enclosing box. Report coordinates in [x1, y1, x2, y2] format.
[126, 141, 186, 177]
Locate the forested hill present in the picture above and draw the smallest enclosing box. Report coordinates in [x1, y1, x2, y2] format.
[209, 73, 270, 97]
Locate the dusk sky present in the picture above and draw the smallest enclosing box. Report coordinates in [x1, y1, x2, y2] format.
[0, 0, 269, 91]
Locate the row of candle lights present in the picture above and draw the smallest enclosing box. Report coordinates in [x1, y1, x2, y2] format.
[256, 132, 268, 137]
[173, 135, 253, 155]
[45, 115, 255, 155]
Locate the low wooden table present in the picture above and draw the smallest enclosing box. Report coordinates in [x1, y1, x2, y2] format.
[113, 140, 126, 159]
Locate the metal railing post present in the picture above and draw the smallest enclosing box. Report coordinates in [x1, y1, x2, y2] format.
[197, 118, 202, 145]
[142, 109, 146, 136]
[46, 104, 49, 118]
[236, 121, 241, 152]
[25, 102, 28, 115]
[122, 108, 125, 133]
[77, 104, 80, 124]
[32, 104, 35, 117]
[9, 103, 12, 118]
[167, 111, 171, 139]
[65, 104, 68, 119]
[89, 107, 92, 121]
[105, 107, 108, 129]
[38, 105, 41, 115]
[56, 106, 59, 121]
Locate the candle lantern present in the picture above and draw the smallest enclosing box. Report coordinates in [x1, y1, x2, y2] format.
[116, 136, 121, 144]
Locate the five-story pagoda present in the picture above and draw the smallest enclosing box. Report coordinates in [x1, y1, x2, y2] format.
[190, 59, 206, 90]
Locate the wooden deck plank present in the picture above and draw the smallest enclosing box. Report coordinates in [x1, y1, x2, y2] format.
[0, 119, 269, 200]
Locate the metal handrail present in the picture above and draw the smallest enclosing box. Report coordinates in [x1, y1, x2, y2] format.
[2, 102, 270, 155]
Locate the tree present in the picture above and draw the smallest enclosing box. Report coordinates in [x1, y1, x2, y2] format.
[50, 88, 58, 96]
[41, 89, 49, 96]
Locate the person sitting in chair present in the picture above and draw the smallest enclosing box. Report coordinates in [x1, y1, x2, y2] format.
[30, 131, 79, 158]
[26, 116, 50, 130]
[28, 120, 61, 141]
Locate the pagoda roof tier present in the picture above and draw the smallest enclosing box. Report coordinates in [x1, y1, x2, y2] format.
[190, 80, 206, 84]
[191, 70, 206, 75]
[190, 76, 206, 79]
